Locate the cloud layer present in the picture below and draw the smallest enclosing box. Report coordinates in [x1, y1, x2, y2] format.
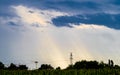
[1, 5, 120, 69]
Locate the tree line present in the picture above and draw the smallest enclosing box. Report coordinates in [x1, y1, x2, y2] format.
[0, 62, 28, 70]
[0, 59, 120, 70]
[67, 59, 120, 69]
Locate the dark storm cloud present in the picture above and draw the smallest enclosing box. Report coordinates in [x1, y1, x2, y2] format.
[1, 0, 120, 29]
[0, 0, 120, 15]
[52, 14, 120, 29]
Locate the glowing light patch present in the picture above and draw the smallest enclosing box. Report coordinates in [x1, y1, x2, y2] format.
[12, 5, 68, 26]
[70, 23, 111, 30]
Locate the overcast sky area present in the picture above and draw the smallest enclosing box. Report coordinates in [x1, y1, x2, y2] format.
[0, 0, 120, 69]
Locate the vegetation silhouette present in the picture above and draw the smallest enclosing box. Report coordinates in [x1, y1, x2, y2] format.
[7, 63, 18, 70]
[18, 65, 28, 70]
[0, 59, 120, 70]
[39, 64, 54, 70]
[56, 66, 61, 70]
[66, 60, 120, 70]
[0, 62, 28, 70]
[0, 62, 4, 70]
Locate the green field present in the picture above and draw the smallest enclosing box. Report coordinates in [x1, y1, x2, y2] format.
[0, 69, 120, 75]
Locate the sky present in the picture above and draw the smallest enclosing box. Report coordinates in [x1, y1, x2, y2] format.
[0, 0, 120, 69]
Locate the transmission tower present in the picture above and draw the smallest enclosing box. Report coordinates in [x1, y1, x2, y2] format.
[70, 52, 73, 66]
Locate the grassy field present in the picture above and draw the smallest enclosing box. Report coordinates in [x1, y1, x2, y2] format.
[0, 69, 120, 75]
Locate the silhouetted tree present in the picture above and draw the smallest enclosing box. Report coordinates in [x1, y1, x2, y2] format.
[66, 65, 74, 69]
[66, 60, 117, 69]
[39, 64, 54, 70]
[97, 60, 107, 68]
[111, 60, 114, 67]
[114, 65, 120, 69]
[0, 61, 4, 69]
[108, 59, 111, 67]
[87, 61, 99, 69]
[56, 66, 61, 70]
[73, 60, 87, 69]
[108, 59, 114, 68]
[73, 60, 99, 69]
[8, 63, 18, 70]
[18, 65, 28, 70]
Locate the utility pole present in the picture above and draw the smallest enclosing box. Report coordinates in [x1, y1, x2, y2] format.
[70, 52, 73, 66]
